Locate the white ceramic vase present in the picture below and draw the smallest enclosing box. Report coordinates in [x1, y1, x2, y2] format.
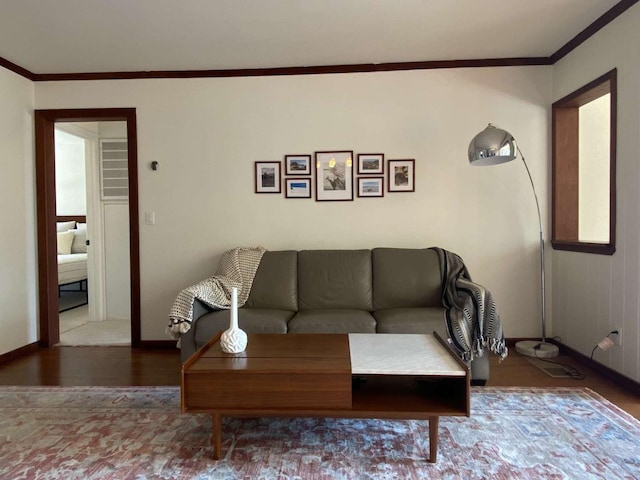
[220, 287, 247, 353]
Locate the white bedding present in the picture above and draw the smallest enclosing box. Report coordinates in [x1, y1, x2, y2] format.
[58, 253, 88, 285]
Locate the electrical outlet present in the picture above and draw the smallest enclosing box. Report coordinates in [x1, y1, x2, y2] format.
[612, 327, 622, 346]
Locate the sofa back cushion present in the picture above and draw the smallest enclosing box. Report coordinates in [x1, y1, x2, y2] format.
[372, 248, 442, 309]
[244, 250, 298, 311]
[298, 250, 373, 311]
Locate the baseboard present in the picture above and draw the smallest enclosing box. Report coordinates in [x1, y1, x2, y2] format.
[0, 342, 40, 363]
[552, 340, 640, 396]
[138, 340, 178, 349]
[505, 337, 640, 395]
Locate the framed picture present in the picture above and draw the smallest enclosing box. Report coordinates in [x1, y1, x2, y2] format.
[388, 159, 415, 192]
[285, 154, 311, 175]
[357, 177, 384, 198]
[357, 153, 384, 175]
[255, 161, 281, 193]
[314, 150, 354, 201]
[285, 177, 311, 198]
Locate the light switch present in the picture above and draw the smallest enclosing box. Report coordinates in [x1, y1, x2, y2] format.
[145, 211, 156, 225]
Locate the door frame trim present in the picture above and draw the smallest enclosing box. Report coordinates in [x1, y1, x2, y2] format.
[35, 108, 140, 347]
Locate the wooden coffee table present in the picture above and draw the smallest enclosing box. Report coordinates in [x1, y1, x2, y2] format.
[181, 332, 470, 462]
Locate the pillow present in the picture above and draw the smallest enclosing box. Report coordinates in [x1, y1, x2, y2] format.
[70, 228, 87, 253]
[57, 230, 75, 255]
[56, 221, 76, 232]
[76, 222, 87, 231]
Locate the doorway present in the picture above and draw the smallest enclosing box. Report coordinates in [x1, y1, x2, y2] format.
[35, 108, 140, 348]
[55, 122, 131, 345]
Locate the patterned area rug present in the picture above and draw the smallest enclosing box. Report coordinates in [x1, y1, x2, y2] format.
[1, 386, 639, 479]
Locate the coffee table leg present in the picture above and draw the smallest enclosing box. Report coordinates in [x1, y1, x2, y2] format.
[429, 416, 439, 463]
[212, 413, 222, 460]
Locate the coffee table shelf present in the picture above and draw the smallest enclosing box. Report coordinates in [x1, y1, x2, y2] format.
[351, 376, 469, 417]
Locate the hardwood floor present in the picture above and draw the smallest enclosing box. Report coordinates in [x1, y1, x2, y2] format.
[488, 351, 640, 420]
[0, 346, 181, 387]
[0, 345, 639, 420]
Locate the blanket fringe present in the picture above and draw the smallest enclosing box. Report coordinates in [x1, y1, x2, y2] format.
[460, 336, 508, 363]
[166, 319, 192, 340]
[489, 337, 509, 361]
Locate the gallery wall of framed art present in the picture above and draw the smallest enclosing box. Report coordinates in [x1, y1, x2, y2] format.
[255, 151, 415, 201]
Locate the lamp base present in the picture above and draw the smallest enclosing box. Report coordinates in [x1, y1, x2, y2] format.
[515, 340, 559, 358]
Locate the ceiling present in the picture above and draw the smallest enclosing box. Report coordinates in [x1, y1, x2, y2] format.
[0, 0, 625, 76]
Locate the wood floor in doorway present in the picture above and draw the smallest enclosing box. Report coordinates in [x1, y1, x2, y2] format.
[59, 305, 130, 346]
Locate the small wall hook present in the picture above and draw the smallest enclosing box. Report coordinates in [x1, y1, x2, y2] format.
[151, 161, 159, 171]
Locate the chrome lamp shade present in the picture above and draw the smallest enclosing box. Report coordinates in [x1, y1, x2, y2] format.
[468, 124, 517, 166]
[467, 124, 559, 359]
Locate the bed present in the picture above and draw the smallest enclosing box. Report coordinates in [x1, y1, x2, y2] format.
[57, 216, 88, 311]
[58, 253, 88, 286]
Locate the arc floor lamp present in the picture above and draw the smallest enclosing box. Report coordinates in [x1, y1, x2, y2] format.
[468, 124, 559, 358]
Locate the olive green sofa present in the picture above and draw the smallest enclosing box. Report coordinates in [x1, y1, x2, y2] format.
[179, 248, 490, 384]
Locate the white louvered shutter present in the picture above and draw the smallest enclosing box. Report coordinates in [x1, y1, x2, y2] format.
[100, 139, 129, 199]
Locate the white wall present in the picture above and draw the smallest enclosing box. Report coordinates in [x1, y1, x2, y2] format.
[0, 67, 36, 356]
[99, 121, 126, 138]
[55, 129, 87, 215]
[34, 66, 552, 341]
[552, 3, 640, 382]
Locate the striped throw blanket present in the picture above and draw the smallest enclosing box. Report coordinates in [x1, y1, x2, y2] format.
[431, 247, 508, 361]
[166, 246, 266, 339]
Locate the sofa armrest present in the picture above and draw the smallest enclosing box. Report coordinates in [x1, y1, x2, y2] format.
[180, 299, 218, 362]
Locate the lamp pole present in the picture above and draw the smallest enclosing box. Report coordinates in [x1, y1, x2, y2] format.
[518, 147, 547, 343]
[513, 148, 559, 358]
[468, 124, 559, 358]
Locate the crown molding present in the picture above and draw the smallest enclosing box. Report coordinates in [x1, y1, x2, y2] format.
[31, 57, 551, 82]
[0, 1, 636, 82]
[0, 56, 35, 81]
[550, 0, 639, 63]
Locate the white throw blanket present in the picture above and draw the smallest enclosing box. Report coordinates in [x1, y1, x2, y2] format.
[166, 246, 266, 339]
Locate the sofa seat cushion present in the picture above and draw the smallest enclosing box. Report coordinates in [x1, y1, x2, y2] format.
[193, 308, 293, 347]
[288, 309, 376, 333]
[373, 307, 446, 336]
